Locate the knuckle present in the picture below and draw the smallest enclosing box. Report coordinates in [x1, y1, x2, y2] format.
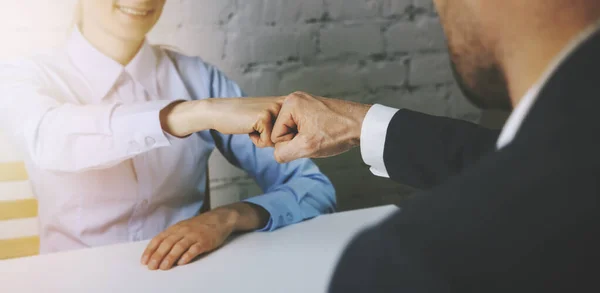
[188, 245, 200, 255]
[270, 103, 281, 113]
[164, 255, 176, 263]
[151, 252, 164, 261]
[285, 94, 301, 105]
[173, 243, 186, 252]
[149, 238, 161, 248]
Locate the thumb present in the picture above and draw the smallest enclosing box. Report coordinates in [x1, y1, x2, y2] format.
[272, 104, 297, 144]
[274, 137, 307, 163]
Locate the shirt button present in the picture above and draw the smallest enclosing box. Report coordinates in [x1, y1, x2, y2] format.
[286, 213, 293, 222]
[145, 136, 156, 147]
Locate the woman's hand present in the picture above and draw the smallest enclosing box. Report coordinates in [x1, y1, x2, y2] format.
[140, 202, 270, 270]
[160, 97, 285, 147]
[204, 97, 285, 147]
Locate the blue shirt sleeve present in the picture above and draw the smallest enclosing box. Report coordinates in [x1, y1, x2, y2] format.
[206, 65, 336, 231]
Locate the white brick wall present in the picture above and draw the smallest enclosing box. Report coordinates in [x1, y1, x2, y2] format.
[0, 0, 481, 210]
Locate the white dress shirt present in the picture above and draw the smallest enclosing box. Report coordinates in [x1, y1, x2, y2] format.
[361, 21, 600, 178]
[0, 28, 335, 254]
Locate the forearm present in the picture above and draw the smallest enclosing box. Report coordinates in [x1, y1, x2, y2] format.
[159, 99, 214, 138]
[18, 101, 173, 172]
[214, 202, 271, 232]
[384, 109, 500, 188]
[30, 99, 215, 171]
[243, 172, 337, 231]
[321, 97, 371, 148]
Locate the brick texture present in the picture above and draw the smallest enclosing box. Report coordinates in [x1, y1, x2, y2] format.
[0, 0, 481, 210]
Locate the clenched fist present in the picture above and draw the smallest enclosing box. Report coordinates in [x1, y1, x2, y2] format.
[270, 92, 372, 163]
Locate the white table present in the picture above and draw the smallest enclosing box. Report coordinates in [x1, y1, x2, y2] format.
[0, 205, 398, 293]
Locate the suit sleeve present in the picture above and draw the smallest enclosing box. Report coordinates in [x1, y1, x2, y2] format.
[372, 108, 500, 189]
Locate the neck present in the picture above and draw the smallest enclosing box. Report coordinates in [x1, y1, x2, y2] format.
[80, 24, 143, 65]
[501, 19, 599, 107]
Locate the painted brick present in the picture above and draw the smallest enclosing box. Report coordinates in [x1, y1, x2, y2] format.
[232, 0, 325, 26]
[320, 24, 384, 57]
[226, 26, 317, 64]
[278, 64, 364, 95]
[370, 87, 449, 117]
[385, 17, 446, 52]
[182, 0, 236, 26]
[409, 53, 454, 85]
[382, 0, 412, 17]
[327, 0, 381, 20]
[364, 61, 408, 88]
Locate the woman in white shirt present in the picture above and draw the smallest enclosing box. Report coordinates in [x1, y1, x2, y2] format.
[0, 0, 335, 271]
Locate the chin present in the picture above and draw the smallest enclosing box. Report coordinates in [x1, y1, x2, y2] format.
[450, 60, 513, 111]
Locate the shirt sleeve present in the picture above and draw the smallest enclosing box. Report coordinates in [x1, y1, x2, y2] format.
[360, 104, 399, 178]
[0, 59, 172, 172]
[204, 64, 336, 231]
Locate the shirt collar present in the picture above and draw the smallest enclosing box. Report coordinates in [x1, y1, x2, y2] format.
[496, 20, 600, 149]
[125, 39, 159, 97]
[65, 27, 159, 101]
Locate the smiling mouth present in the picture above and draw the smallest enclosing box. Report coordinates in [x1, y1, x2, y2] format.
[117, 5, 153, 16]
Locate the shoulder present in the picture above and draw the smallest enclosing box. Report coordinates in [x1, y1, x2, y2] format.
[153, 45, 242, 97]
[0, 49, 69, 81]
[153, 45, 221, 76]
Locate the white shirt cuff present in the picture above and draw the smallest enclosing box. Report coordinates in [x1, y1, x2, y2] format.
[111, 100, 173, 155]
[360, 104, 399, 178]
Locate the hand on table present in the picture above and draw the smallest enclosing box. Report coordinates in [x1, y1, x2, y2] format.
[141, 202, 270, 270]
[270, 92, 372, 163]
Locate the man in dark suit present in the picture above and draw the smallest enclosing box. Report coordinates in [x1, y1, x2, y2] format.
[264, 0, 600, 291]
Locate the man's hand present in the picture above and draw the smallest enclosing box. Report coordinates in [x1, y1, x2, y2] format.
[270, 92, 372, 163]
[140, 202, 270, 270]
[160, 97, 284, 147]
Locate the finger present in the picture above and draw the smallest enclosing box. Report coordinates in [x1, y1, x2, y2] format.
[272, 106, 297, 144]
[249, 132, 261, 146]
[275, 132, 296, 143]
[141, 231, 169, 265]
[273, 136, 310, 163]
[147, 234, 184, 270]
[160, 237, 194, 270]
[257, 112, 275, 148]
[178, 242, 210, 266]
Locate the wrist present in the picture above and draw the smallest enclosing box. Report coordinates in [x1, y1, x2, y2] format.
[216, 202, 269, 232]
[217, 205, 242, 232]
[348, 103, 372, 146]
[160, 100, 211, 137]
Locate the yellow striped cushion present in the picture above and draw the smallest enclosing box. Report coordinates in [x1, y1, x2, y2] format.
[0, 236, 39, 260]
[0, 161, 38, 259]
[0, 161, 28, 182]
[0, 198, 37, 221]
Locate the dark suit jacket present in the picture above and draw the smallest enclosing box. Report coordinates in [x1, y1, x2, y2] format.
[329, 31, 600, 292]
